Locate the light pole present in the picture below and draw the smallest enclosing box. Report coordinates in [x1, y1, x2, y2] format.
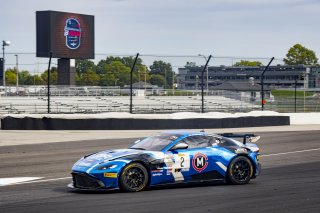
[2, 40, 10, 87]
[198, 54, 209, 95]
[14, 54, 18, 94]
[138, 70, 141, 89]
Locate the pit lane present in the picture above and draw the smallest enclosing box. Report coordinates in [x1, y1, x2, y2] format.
[0, 131, 319, 213]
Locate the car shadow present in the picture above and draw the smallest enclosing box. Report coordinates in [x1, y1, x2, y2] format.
[64, 180, 227, 194]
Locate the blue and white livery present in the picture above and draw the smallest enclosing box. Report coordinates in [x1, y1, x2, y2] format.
[69, 131, 261, 192]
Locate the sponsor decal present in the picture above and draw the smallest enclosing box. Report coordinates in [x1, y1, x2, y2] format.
[64, 18, 81, 49]
[151, 169, 163, 173]
[104, 173, 117, 178]
[152, 173, 163, 177]
[166, 169, 172, 175]
[256, 155, 261, 161]
[192, 153, 208, 173]
[173, 153, 190, 169]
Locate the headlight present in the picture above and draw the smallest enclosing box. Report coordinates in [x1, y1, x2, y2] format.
[97, 164, 117, 170]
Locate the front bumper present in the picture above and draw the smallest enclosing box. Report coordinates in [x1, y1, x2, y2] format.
[71, 172, 106, 189]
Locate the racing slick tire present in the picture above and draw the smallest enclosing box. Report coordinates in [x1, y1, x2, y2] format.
[119, 162, 149, 192]
[226, 156, 253, 185]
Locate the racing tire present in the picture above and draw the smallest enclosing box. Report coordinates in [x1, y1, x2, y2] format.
[226, 156, 253, 185]
[119, 162, 149, 192]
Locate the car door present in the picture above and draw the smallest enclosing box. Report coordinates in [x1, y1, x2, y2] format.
[165, 135, 219, 183]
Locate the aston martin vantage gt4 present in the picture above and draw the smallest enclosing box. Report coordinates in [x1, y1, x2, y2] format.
[69, 131, 261, 192]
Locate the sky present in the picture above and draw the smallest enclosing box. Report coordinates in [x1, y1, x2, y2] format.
[1, 0, 320, 72]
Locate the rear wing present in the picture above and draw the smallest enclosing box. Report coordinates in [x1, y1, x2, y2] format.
[218, 133, 260, 145]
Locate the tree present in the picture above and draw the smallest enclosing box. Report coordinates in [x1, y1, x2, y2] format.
[99, 61, 130, 86]
[96, 56, 122, 75]
[234, 60, 263, 67]
[150, 61, 175, 89]
[41, 67, 58, 85]
[284, 44, 318, 65]
[19, 71, 34, 85]
[5, 69, 17, 85]
[150, 74, 165, 87]
[76, 59, 96, 75]
[31, 75, 44, 85]
[77, 70, 100, 86]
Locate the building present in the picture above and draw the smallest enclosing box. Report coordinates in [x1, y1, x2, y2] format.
[178, 65, 320, 90]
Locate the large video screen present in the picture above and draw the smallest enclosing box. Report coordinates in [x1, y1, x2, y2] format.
[36, 11, 94, 59]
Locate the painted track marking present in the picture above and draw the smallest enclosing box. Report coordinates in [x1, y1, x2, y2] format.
[0, 177, 71, 187]
[262, 148, 320, 157]
[0, 177, 43, 186]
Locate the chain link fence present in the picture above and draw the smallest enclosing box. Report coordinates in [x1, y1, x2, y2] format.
[1, 53, 319, 114]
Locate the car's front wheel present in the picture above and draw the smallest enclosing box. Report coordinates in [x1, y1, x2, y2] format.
[119, 162, 149, 192]
[226, 156, 253, 185]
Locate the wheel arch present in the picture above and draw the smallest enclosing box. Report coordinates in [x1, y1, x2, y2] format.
[119, 160, 152, 188]
[228, 154, 256, 178]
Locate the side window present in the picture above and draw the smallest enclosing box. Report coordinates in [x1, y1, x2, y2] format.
[182, 135, 211, 149]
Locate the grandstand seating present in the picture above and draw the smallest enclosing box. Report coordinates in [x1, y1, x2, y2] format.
[0, 95, 259, 114]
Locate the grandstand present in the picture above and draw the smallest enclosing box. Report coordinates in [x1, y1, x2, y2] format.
[0, 95, 259, 114]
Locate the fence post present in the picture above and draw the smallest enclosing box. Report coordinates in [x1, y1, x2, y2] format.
[201, 55, 212, 113]
[261, 57, 274, 111]
[47, 52, 52, 114]
[130, 53, 139, 114]
[294, 77, 297, 112]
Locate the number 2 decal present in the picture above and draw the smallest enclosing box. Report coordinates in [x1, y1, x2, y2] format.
[180, 157, 185, 167]
[173, 153, 190, 169]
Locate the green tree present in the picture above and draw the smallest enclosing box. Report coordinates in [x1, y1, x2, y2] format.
[99, 61, 131, 86]
[150, 74, 165, 87]
[76, 59, 96, 75]
[19, 71, 33, 85]
[121, 56, 143, 68]
[77, 70, 100, 86]
[41, 67, 58, 85]
[4, 69, 17, 85]
[31, 75, 44, 85]
[234, 60, 263, 67]
[150, 61, 175, 89]
[284, 43, 318, 65]
[96, 56, 122, 75]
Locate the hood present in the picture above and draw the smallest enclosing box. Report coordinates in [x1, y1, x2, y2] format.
[73, 149, 144, 171]
[86, 148, 142, 162]
[72, 148, 165, 172]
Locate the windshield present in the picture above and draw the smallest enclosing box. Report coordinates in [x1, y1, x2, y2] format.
[130, 134, 180, 151]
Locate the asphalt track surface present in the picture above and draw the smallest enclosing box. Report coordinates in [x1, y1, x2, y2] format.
[0, 131, 320, 213]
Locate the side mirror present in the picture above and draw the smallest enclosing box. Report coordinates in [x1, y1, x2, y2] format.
[171, 142, 188, 150]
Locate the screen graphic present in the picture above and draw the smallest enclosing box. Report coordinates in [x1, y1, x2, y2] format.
[36, 11, 94, 59]
[64, 18, 81, 50]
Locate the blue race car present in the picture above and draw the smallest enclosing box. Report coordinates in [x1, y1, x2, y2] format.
[69, 131, 261, 192]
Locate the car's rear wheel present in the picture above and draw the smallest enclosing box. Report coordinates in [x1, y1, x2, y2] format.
[119, 162, 149, 192]
[227, 156, 253, 185]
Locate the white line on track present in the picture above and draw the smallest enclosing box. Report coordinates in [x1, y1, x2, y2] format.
[262, 148, 320, 157]
[0, 177, 71, 187]
[2, 148, 320, 187]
